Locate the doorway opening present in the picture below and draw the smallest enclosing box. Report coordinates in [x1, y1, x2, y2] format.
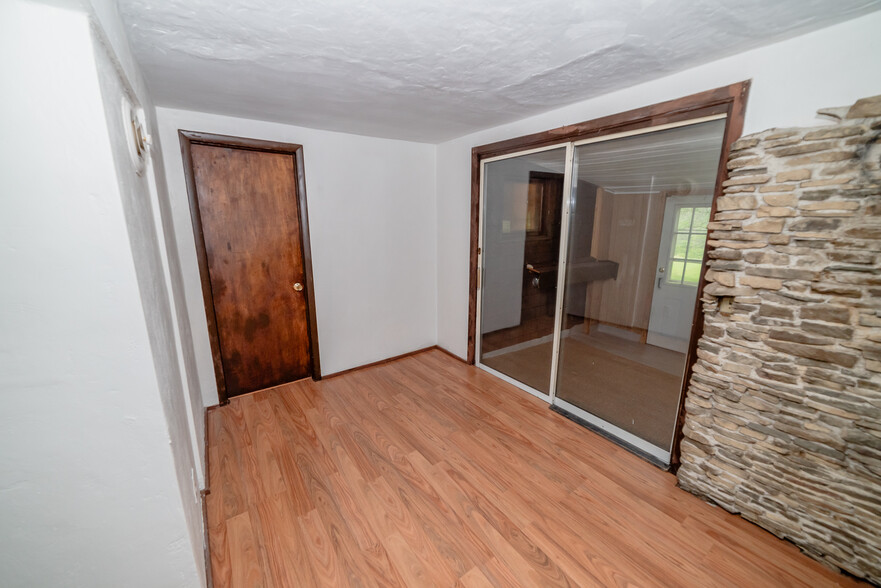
[470, 83, 750, 465]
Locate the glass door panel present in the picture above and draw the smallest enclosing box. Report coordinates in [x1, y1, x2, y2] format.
[554, 119, 726, 455]
[478, 147, 568, 396]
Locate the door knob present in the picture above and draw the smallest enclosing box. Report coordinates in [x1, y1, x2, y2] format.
[293, 282, 304, 292]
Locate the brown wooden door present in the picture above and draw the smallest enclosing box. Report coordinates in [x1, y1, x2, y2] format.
[187, 139, 316, 398]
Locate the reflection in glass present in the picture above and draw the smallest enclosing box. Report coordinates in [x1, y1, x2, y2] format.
[554, 120, 726, 452]
[478, 148, 568, 395]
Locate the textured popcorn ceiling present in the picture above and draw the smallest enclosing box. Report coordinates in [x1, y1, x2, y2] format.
[119, 0, 881, 142]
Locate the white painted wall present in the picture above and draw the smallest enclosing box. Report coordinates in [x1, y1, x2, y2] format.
[90, 14, 207, 588]
[156, 108, 437, 402]
[436, 10, 881, 359]
[0, 1, 200, 586]
[89, 0, 208, 489]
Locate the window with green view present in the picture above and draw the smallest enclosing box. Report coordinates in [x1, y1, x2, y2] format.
[667, 205, 710, 286]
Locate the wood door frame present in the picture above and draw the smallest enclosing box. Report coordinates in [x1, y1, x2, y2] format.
[179, 130, 321, 404]
[468, 81, 750, 466]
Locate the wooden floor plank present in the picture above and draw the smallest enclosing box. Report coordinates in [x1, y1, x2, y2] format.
[226, 511, 265, 588]
[253, 493, 317, 588]
[298, 509, 346, 587]
[208, 519, 232, 588]
[456, 566, 495, 588]
[206, 349, 865, 587]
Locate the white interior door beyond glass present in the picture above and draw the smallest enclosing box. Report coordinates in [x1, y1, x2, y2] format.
[646, 196, 712, 353]
[476, 116, 726, 465]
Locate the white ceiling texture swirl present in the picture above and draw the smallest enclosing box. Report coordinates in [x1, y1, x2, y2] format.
[119, 0, 881, 142]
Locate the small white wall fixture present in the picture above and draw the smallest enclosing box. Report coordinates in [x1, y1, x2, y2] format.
[121, 94, 150, 175]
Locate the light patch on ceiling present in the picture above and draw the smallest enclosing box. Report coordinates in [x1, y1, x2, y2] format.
[118, 0, 881, 143]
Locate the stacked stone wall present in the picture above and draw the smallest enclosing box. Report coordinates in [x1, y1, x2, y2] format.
[677, 96, 881, 583]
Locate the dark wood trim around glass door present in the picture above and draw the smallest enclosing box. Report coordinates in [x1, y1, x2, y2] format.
[468, 81, 751, 466]
[179, 130, 322, 404]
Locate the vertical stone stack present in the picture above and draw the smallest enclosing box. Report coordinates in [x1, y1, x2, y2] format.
[677, 96, 881, 583]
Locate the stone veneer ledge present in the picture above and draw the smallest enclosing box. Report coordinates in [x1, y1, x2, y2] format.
[677, 95, 881, 583]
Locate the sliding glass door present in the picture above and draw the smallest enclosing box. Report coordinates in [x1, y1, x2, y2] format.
[476, 117, 727, 463]
[554, 119, 725, 461]
[477, 146, 569, 397]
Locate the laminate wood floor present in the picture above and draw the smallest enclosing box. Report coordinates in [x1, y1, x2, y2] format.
[206, 349, 862, 587]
